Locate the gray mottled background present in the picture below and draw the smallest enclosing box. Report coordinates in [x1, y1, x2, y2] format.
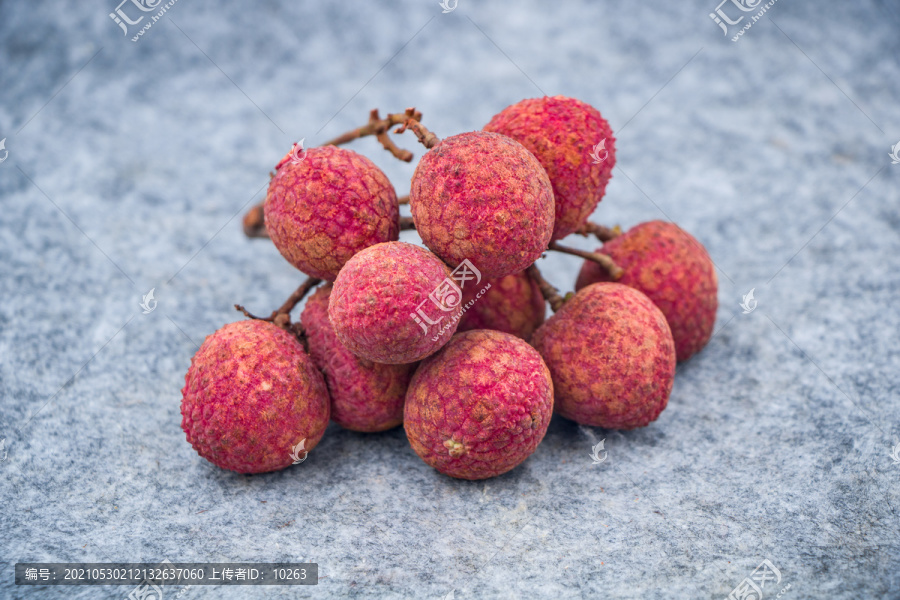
[2, 0, 899, 598]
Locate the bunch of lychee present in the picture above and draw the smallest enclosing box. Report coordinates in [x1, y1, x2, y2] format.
[181, 97, 718, 479]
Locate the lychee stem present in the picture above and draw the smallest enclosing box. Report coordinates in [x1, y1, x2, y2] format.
[575, 221, 621, 242]
[548, 241, 624, 280]
[399, 216, 416, 231]
[526, 263, 567, 312]
[243, 204, 269, 239]
[396, 112, 441, 149]
[234, 276, 322, 329]
[398, 195, 410, 205]
[321, 108, 423, 163]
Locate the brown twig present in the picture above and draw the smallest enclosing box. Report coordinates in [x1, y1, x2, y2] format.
[242, 203, 269, 239]
[234, 276, 322, 330]
[575, 221, 621, 242]
[321, 108, 422, 162]
[396, 114, 441, 149]
[526, 264, 567, 312]
[398, 195, 410, 205]
[548, 241, 624, 280]
[399, 216, 416, 231]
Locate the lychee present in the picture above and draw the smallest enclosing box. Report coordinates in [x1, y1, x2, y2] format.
[574, 220, 717, 361]
[484, 95, 615, 240]
[329, 241, 459, 364]
[404, 330, 553, 480]
[456, 270, 546, 341]
[531, 283, 675, 429]
[181, 320, 330, 474]
[409, 131, 555, 279]
[301, 283, 414, 432]
[264, 144, 399, 281]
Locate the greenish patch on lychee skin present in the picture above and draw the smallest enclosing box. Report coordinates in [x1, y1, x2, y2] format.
[443, 439, 466, 458]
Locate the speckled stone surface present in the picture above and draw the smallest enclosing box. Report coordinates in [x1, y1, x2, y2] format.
[1, 0, 899, 598]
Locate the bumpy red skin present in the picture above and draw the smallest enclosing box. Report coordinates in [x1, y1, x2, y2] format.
[574, 221, 718, 361]
[457, 270, 546, 341]
[532, 283, 675, 429]
[409, 131, 555, 279]
[264, 145, 399, 281]
[404, 330, 553, 480]
[329, 241, 458, 364]
[181, 320, 330, 474]
[484, 95, 615, 241]
[301, 284, 414, 432]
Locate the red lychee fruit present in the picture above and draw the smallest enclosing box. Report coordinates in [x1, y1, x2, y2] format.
[531, 283, 675, 429]
[264, 144, 399, 281]
[329, 241, 459, 364]
[409, 131, 555, 279]
[484, 95, 615, 240]
[574, 220, 718, 361]
[301, 283, 414, 432]
[181, 320, 330, 474]
[456, 270, 546, 341]
[404, 330, 553, 480]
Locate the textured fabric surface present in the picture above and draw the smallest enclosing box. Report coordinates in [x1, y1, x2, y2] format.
[1, 0, 899, 598]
